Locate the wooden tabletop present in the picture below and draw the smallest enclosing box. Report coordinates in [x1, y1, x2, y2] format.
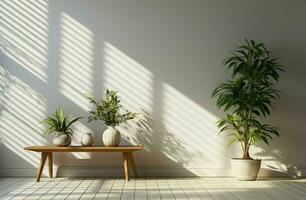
[24, 145, 143, 152]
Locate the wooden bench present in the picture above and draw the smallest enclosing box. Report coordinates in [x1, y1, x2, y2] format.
[24, 146, 143, 182]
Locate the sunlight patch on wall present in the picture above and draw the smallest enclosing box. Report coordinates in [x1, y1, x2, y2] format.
[69, 121, 93, 159]
[161, 83, 227, 168]
[102, 42, 154, 112]
[0, 68, 47, 167]
[0, 0, 49, 81]
[59, 13, 94, 111]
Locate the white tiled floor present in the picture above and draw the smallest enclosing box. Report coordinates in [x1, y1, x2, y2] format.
[0, 178, 305, 200]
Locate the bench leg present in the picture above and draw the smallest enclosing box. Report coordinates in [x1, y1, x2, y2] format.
[127, 152, 138, 178]
[122, 152, 129, 181]
[48, 152, 53, 178]
[36, 152, 48, 182]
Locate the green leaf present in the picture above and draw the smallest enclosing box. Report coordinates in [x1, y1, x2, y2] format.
[212, 38, 284, 153]
[67, 117, 83, 128]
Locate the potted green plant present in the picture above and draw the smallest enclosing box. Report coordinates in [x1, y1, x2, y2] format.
[212, 39, 284, 180]
[40, 107, 83, 146]
[86, 89, 137, 147]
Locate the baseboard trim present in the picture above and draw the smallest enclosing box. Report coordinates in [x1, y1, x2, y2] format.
[0, 166, 305, 178]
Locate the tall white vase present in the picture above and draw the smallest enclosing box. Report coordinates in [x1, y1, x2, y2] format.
[103, 126, 121, 147]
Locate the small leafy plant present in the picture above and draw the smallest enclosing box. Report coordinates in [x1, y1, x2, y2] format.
[86, 90, 137, 126]
[40, 107, 83, 135]
[212, 39, 284, 159]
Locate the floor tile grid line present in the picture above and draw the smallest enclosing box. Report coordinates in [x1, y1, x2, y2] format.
[1, 178, 306, 200]
[8, 179, 53, 200]
[197, 178, 228, 200]
[120, 179, 135, 200]
[81, 179, 96, 199]
[144, 178, 149, 200]
[216, 178, 257, 200]
[220, 178, 262, 200]
[151, 179, 162, 200]
[134, 179, 147, 200]
[217, 178, 260, 200]
[17, 179, 58, 200]
[24, 178, 67, 200]
[190, 178, 210, 200]
[166, 179, 188, 200]
[0, 178, 31, 199]
[259, 180, 306, 200]
[176, 179, 196, 200]
[0, 179, 40, 200]
[256, 181, 299, 200]
[177, 179, 194, 200]
[240, 180, 290, 200]
[187, 178, 214, 200]
[115, 178, 126, 200]
[37, 178, 73, 200]
[0, 178, 28, 196]
[224, 178, 298, 200]
[156, 179, 175, 200]
[93, 179, 114, 200]
[276, 180, 306, 196]
[64, 178, 87, 200]
[51, 178, 84, 200]
[107, 178, 123, 200]
[106, 179, 117, 200]
[70, 178, 95, 200]
[119, 178, 126, 200]
[91, 179, 106, 200]
[59, 178, 88, 200]
[0, 179, 17, 190]
[0, 178, 34, 191]
[79, 178, 102, 200]
[165, 178, 182, 200]
[247, 180, 290, 200]
[146, 178, 162, 200]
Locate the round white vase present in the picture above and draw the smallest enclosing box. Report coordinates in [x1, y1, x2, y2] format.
[53, 132, 71, 147]
[231, 158, 261, 181]
[103, 126, 121, 147]
[81, 133, 94, 146]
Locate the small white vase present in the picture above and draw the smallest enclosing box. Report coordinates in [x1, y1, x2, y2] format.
[231, 158, 261, 181]
[103, 126, 121, 147]
[81, 133, 94, 147]
[53, 132, 71, 147]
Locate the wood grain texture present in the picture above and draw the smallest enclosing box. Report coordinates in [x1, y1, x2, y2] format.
[128, 152, 138, 178]
[48, 152, 53, 178]
[123, 152, 129, 181]
[36, 152, 48, 182]
[24, 145, 143, 152]
[25, 145, 142, 182]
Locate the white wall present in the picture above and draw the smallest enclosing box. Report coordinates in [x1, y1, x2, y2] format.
[1, 0, 306, 177]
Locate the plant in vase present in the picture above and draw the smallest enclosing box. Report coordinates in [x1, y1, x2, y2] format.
[212, 39, 284, 180]
[40, 107, 83, 146]
[86, 89, 137, 147]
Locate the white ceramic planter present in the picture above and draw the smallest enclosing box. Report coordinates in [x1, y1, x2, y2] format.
[81, 133, 94, 147]
[53, 132, 71, 147]
[103, 126, 121, 147]
[231, 158, 261, 181]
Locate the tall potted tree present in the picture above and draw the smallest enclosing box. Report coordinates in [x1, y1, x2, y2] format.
[212, 39, 284, 180]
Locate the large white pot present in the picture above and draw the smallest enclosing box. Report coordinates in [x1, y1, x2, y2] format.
[103, 126, 121, 147]
[53, 132, 71, 147]
[231, 158, 261, 181]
